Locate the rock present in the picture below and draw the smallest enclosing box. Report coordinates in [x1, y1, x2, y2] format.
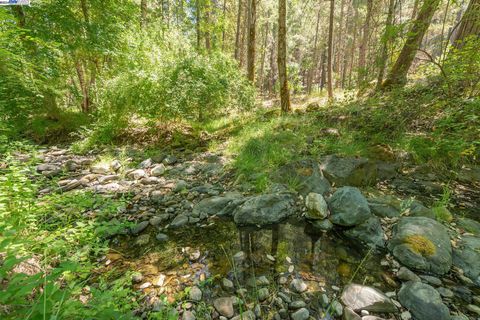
[368, 196, 401, 218]
[231, 311, 255, 320]
[174, 180, 188, 192]
[170, 214, 189, 228]
[91, 163, 111, 174]
[344, 216, 385, 248]
[135, 234, 150, 246]
[213, 297, 234, 318]
[163, 155, 178, 165]
[258, 287, 269, 301]
[64, 160, 78, 171]
[457, 217, 480, 235]
[400, 311, 412, 320]
[274, 160, 331, 196]
[189, 286, 202, 301]
[156, 233, 169, 242]
[420, 275, 442, 286]
[60, 179, 83, 191]
[332, 300, 343, 316]
[320, 293, 329, 307]
[388, 216, 452, 275]
[466, 304, 480, 316]
[110, 160, 122, 172]
[150, 215, 169, 226]
[127, 169, 146, 180]
[320, 155, 377, 186]
[290, 279, 307, 293]
[397, 267, 421, 282]
[139, 158, 152, 168]
[452, 235, 480, 285]
[278, 292, 291, 304]
[329, 187, 371, 226]
[255, 275, 270, 286]
[131, 221, 149, 235]
[151, 164, 166, 176]
[291, 308, 309, 320]
[132, 272, 143, 283]
[289, 301, 306, 309]
[408, 201, 436, 220]
[436, 287, 454, 298]
[183, 310, 196, 320]
[340, 284, 397, 313]
[457, 165, 480, 184]
[397, 281, 450, 320]
[192, 193, 244, 218]
[233, 193, 296, 226]
[222, 278, 234, 291]
[310, 219, 334, 232]
[36, 164, 60, 173]
[305, 193, 329, 219]
[343, 307, 361, 320]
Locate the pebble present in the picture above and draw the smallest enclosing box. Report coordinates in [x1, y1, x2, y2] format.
[400, 311, 412, 320]
[222, 278, 234, 291]
[291, 307, 309, 320]
[331, 300, 343, 316]
[183, 310, 196, 320]
[213, 297, 234, 318]
[289, 300, 306, 309]
[189, 286, 202, 301]
[258, 287, 269, 301]
[156, 233, 169, 242]
[290, 279, 307, 293]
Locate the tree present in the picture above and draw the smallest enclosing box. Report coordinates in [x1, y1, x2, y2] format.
[247, 0, 257, 82]
[278, 0, 291, 112]
[141, 0, 147, 27]
[357, 0, 373, 89]
[382, 0, 441, 88]
[376, 0, 395, 89]
[451, 0, 480, 48]
[234, 0, 243, 60]
[327, 0, 334, 100]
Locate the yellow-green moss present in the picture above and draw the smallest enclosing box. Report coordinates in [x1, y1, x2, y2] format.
[404, 234, 436, 257]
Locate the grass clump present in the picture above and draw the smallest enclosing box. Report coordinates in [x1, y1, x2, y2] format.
[404, 235, 436, 257]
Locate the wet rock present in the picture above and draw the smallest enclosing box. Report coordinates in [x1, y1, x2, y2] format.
[170, 214, 189, 228]
[233, 193, 296, 226]
[320, 155, 377, 187]
[341, 284, 397, 313]
[291, 307, 309, 320]
[189, 286, 202, 301]
[305, 192, 329, 219]
[151, 164, 166, 176]
[274, 159, 331, 196]
[453, 236, 480, 285]
[231, 311, 255, 320]
[131, 221, 149, 235]
[290, 279, 307, 293]
[155, 233, 169, 242]
[329, 187, 371, 226]
[311, 219, 334, 232]
[213, 297, 234, 318]
[397, 281, 450, 320]
[368, 196, 401, 218]
[388, 216, 452, 275]
[397, 267, 421, 282]
[344, 216, 385, 248]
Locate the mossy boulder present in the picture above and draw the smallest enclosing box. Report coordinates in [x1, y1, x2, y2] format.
[328, 187, 371, 226]
[388, 216, 452, 275]
[320, 155, 377, 187]
[344, 216, 385, 248]
[398, 281, 450, 320]
[368, 195, 401, 218]
[452, 235, 480, 286]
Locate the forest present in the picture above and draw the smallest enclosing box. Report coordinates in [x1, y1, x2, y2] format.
[0, 0, 479, 318]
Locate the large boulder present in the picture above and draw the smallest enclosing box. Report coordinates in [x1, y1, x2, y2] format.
[320, 155, 377, 187]
[344, 217, 385, 248]
[328, 187, 371, 226]
[452, 236, 480, 286]
[191, 193, 244, 218]
[397, 281, 450, 320]
[273, 159, 331, 196]
[340, 284, 397, 313]
[233, 193, 296, 226]
[388, 217, 452, 275]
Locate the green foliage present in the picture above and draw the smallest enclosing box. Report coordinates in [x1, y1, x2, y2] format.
[0, 142, 138, 319]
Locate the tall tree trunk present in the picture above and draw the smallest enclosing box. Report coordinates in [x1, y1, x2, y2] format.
[307, 6, 321, 94]
[383, 0, 441, 88]
[234, 0, 243, 60]
[204, 0, 211, 51]
[451, 0, 480, 48]
[240, 2, 248, 67]
[278, 0, 291, 112]
[222, 0, 227, 50]
[411, 0, 419, 19]
[247, 0, 257, 82]
[327, 0, 335, 100]
[196, 0, 201, 50]
[320, 48, 326, 91]
[268, 23, 277, 96]
[348, 0, 359, 87]
[341, 0, 352, 88]
[259, 17, 270, 92]
[335, 0, 345, 78]
[141, 0, 147, 27]
[376, 0, 395, 89]
[357, 0, 373, 89]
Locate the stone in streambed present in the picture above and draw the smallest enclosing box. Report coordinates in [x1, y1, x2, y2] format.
[329, 187, 371, 226]
[397, 281, 450, 320]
